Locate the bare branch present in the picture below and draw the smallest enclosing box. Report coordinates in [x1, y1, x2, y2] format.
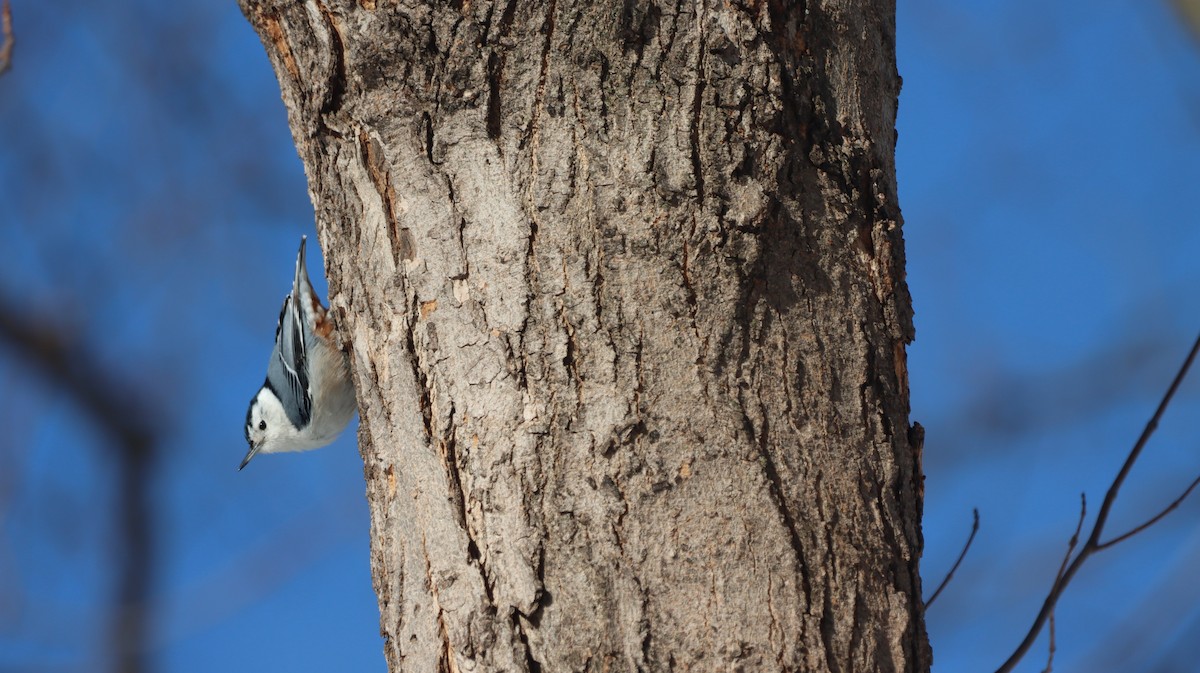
[0, 297, 159, 673]
[1088, 332, 1200, 547]
[0, 0, 11, 76]
[0, 304, 157, 453]
[1041, 494, 1086, 673]
[995, 331, 1200, 673]
[1058, 493, 1087, 585]
[1097, 473, 1200, 550]
[924, 508, 979, 609]
[1042, 611, 1056, 673]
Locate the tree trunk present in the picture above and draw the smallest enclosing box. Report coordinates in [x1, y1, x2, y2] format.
[240, 0, 927, 671]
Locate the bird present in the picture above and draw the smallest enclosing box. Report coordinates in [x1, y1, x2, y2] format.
[241, 236, 356, 470]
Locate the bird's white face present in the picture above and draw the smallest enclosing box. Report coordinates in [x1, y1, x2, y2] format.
[241, 387, 296, 468]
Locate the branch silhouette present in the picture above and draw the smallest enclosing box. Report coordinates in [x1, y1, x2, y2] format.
[0, 299, 158, 673]
[1041, 493, 1086, 673]
[995, 330, 1200, 673]
[924, 508, 979, 609]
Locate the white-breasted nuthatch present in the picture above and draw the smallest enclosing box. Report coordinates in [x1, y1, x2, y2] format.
[241, 236, 356, 470]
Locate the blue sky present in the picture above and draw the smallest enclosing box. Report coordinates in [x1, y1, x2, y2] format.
[1, 1, 1199, 671]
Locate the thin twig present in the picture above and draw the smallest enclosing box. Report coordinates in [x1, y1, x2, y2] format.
[924, 508, 980, 609]
[1097, 473, 1200, 550]
[1042, 494, 1086, 673]
[1088, 332, 1200, 548]
[1042, 612, 1056, 673]
[0, 0, 12, 76]
[994, 331, 1200, 673]
[1059, 493, 1087, 584]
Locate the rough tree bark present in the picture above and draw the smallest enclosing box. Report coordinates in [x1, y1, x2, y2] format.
[240, 0, 926, 671]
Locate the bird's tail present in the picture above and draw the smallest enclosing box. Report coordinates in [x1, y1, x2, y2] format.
[292, 235, 325, 331]
[294, 235, 308, 299]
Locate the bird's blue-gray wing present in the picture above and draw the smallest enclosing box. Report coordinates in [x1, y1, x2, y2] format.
[267, 294, 312, 428]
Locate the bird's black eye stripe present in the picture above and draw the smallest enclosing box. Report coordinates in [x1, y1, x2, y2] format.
[244, 402, 254, 443]
[259, 420, 266, 430]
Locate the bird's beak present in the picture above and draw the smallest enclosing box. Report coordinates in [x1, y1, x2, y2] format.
[239, 443, 261, 471]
